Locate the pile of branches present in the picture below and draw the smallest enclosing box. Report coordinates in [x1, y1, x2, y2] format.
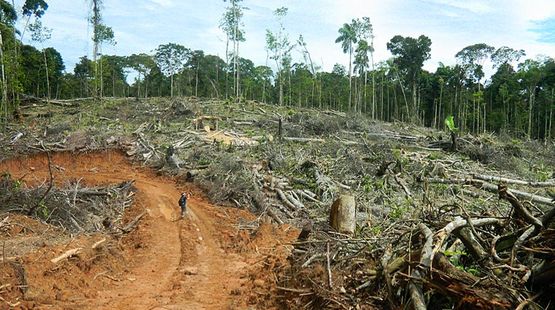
[0, 173, 136, 233]
[278, 168, 555, 309]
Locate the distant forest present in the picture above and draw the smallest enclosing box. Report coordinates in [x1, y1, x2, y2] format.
[1, 0, 554, 140]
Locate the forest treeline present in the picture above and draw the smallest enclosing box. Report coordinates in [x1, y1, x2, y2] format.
[1, 0, 554, 140]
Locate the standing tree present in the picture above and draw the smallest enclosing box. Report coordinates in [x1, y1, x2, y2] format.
[455, 43, 495, 133]
[491, 46, 525, 70]
[297, 35, 320, 108]
[0, 0, 17, 126]
[88, 0, 115, 99]
[154, 43, 190, 97]
[386, 35, 432, 122]
[335, 22, 357, 111]
[127, 53, 154, 98]
[20, 0, 48, 40]
[265, 7, 293, 106]
[351, 17, 373, 114]
[28, 19, 51, 100]
[220, 0, 246, 100]
[518, 59, 544, 140]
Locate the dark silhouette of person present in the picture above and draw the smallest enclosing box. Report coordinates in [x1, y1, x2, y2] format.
[179, 192, 188, 217]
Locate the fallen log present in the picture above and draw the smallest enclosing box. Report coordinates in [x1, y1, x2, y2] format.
[472, 173, 555, 187]
[283, 137, 326, 143]
[285, 191, 305, 209]
[424, 178, 554, 207]
[409, 223, 433, 310]
[276, 189, 298, 212]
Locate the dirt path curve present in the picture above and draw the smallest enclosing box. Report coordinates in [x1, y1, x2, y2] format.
[0, 151, 296, 309]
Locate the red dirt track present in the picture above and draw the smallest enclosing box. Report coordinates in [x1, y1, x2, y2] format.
[0, 151, 297, 309]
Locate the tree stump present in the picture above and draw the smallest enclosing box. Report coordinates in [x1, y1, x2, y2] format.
[329, 195, 356, 235]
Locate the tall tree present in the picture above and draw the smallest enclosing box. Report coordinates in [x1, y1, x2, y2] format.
[17, 0, 48, 104]
[386, 35, 432, 122]
[491, 46, 525, 69]
[220, 0, 246, 100]
[74, 56, 93, 97]
[351, 17, 373, 115]
[335, 22, 357, 111]
[518, 59, 544, 140]
[266, 7, 293, 106]
[456, 43, 494, 132]
[0, 0, 17, 125]
[20, 0, 48, 40]
[28, 19, 51, 100]
[88, 0, 114, 98]
[354, 39, 369, 112]
[154, 43, 190, 97]
[127, 53, 154, 98]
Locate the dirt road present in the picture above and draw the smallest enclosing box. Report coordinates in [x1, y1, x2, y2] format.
[0, 151, 297, 309]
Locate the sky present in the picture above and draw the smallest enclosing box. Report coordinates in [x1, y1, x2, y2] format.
[16, 0, 555, 76]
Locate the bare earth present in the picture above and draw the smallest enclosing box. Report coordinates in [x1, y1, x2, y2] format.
[0, 151, 297, 309]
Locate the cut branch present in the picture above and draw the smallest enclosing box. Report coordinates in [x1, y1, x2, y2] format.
[51, 248, 82, 264]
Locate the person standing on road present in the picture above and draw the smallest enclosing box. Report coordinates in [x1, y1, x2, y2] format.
[179, 192, 188, 218]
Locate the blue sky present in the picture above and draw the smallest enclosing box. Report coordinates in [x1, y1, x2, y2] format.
[16, 0, 555, 75]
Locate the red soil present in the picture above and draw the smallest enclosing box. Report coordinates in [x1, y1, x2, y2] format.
[0, 151, 298, 309]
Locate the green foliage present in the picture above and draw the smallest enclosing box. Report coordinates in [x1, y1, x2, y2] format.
[22, 0, 48, 18]
[154, 43, 190, 78]
[444, 115, 458, 133]
[531, 163, 552, 182]
[444, 249, 481, 276]
[389, 199, 410, 219]
[38, 201, 50, 220]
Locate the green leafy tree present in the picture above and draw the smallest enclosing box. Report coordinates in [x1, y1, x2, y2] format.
[518, 59, 544, 139]
[99, 55, 126, 98]
[386, 35, 432, 122]
[127, 53, 154, 98]
[74, 56, 93, 97]
[154, 43, 190, 97]
[335, 22, 357, 111]
[491, 46, 525, 69]
[20, 0, 48, 40]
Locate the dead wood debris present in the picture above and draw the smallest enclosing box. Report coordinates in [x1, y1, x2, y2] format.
[0, 175, 136, 234]
[277, 160, 555, 309]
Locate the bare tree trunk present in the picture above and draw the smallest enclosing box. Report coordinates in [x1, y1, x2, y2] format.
[370, 45, 375, 119]
[348, 46, 352, 111]
[549, 89, 554, 141]
[99, 52, 104, 98]
[438, 83, 444, 128]
[137, 73, 141, 98]
[288, 69, 292, 106]
[195, 59, 199, 97]
[170, 74, 174, 97]
[224, 37, 229, 99]
[92, 0, 100, 99]
[43, 49, 51, 101]
[0, 31, 8, 128]
[528, 89, 534, 140]
[279, 72, 283, 106]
